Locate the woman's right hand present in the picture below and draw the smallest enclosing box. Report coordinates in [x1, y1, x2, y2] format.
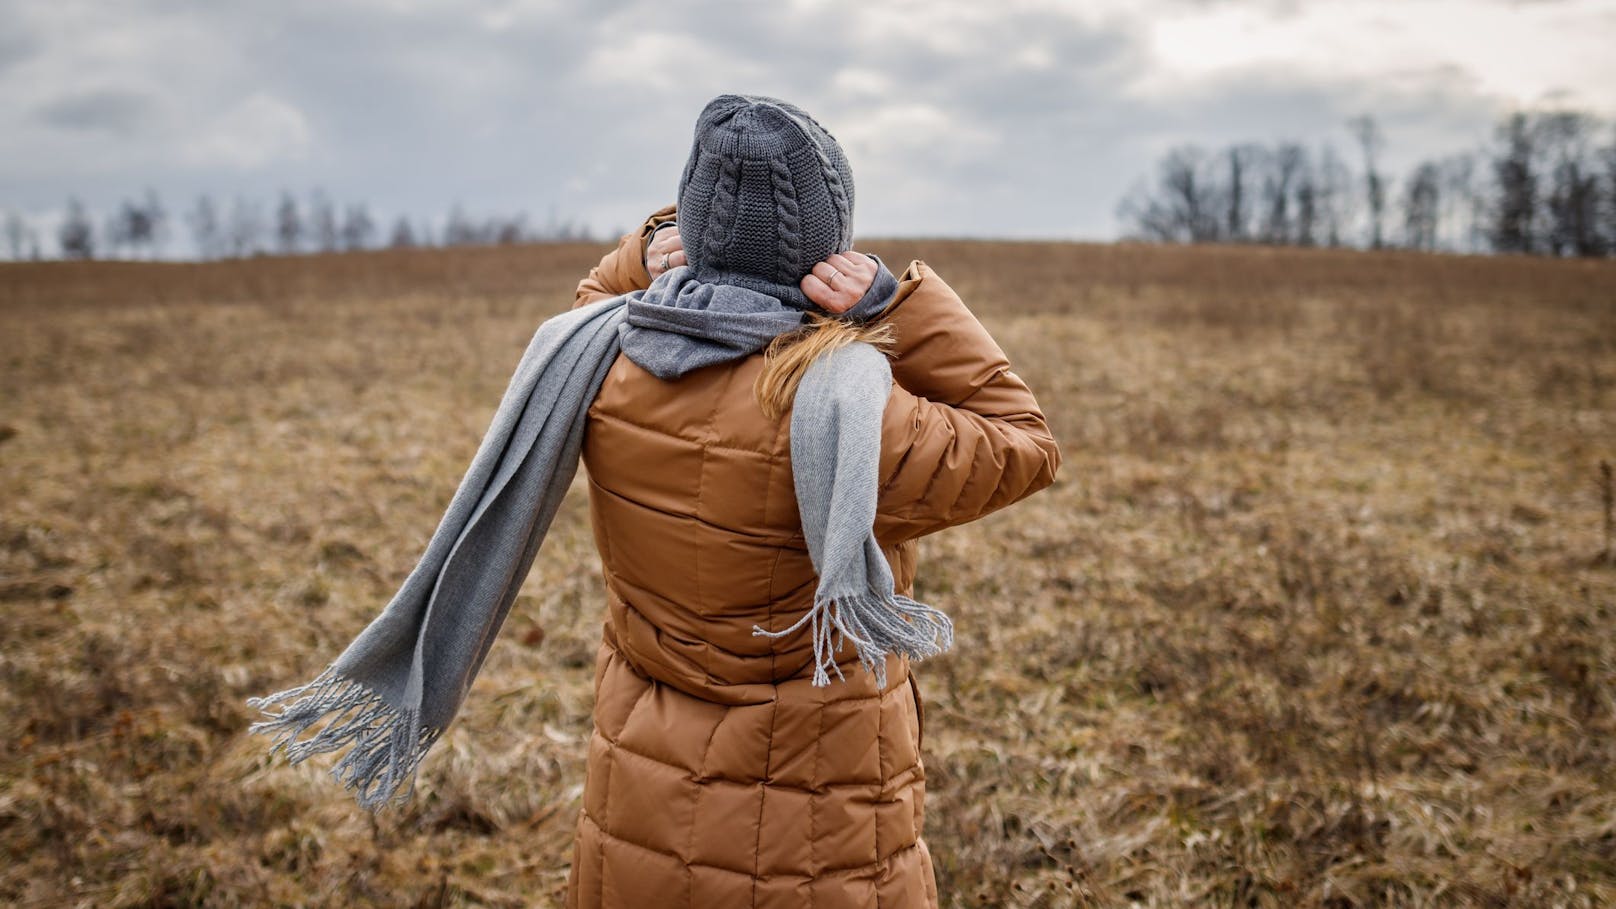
[802, 251, 878, 314]
[645, 223, 686, 279]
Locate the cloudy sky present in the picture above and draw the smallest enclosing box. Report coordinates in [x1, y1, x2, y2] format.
[2, 0, 1613, 253]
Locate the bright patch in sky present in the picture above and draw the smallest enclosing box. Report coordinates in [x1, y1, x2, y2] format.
[1147, 0, 1616, 112]
[184, 93, 312, 170]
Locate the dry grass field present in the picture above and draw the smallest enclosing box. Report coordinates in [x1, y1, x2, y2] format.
[2, 238, 1614, 908]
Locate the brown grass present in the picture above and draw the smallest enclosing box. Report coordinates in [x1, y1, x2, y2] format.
[2, 239, 1614, 907]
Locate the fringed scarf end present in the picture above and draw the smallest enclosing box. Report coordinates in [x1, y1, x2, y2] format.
[751, 590, 955, 689]
[246, 667, 441, 811]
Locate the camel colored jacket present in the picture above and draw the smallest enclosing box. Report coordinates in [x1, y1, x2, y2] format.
[563, 205, 1060, 908]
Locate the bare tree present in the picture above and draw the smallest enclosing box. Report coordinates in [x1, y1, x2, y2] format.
[1260, 143, 1305, 244]
[226, 196, 267, 257]
[276, 191, 302, 255]
[1348, 115, 1387, 249]
[103, 207, 129, 258]
[126, 197, 156, 258]
[58, 198, 95, 260]
[1604, 127, 1616, 255]
[494, 213, 528, 245]
[1537, 111, 1604, 257]
[389, 215, 416, 249]
[1222, 144, 1264, 242]
[1113, 104, 1616, 258]
[1121, 140, 1366, 249]
[1116, 145, 1221, 243]
[444, 204, 478, 246]
[1438, 152, 1481, 253]
[1490, 112, 1538, 254]
[340, 203, 376, 251]
[142, 188, 168, 258]
[106, 195, 161, 259]
[1401, 161, 1441, 251]
[1117, 181, 1174, 243]
[1293, 164, 1319, 247]
[3, 211, 35, 260]
[1314, 144, 1354, 247]
[308, 190, 339, 252]
[186, 195, 223, 260]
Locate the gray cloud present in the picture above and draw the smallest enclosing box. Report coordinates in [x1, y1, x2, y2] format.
[0, 28, 37, 75]
[32, 88, 157, 134]
[0, 0, 1610, 252]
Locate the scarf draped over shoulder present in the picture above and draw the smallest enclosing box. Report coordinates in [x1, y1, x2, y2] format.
[246, 258, 954, 809]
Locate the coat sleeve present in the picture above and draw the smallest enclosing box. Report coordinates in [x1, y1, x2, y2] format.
[572, 203, 678, 309]
[870, 260, 1062, 544]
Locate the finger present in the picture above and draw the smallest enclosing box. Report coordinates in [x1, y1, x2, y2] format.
[827, 254, 875, 297]
[826, 252, 868, 276]
[809, 262, 843, 293]
[647, 246, 679, 276]
[822, 294, 855, 314]
[801, 274, 849, 312]
[802, 272, 831, 301]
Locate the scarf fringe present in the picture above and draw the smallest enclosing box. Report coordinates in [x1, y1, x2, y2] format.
[246, 666, 442, 810]
[751, 591, 955, 689]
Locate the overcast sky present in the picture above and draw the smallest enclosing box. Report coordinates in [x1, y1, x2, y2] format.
[2, 0, 1613, 252]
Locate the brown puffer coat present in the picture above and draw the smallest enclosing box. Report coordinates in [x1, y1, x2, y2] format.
[562, 205, 1061, 908]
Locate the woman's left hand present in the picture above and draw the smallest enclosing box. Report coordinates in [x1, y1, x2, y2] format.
[645, 223, 686, 280]
[802, 251, 877, 314]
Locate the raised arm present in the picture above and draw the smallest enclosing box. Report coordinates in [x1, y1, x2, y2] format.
[871, 260, 1062, 543]
[572, 204, 678, 309]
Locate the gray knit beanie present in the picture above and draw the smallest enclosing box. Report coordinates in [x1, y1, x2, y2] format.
[675, 94, 857, 310]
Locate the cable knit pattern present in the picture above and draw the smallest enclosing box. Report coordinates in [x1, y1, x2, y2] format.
[700, 152, 741, 274]
[769, 156, 803, 285]
[674, 94, 857, 311]
[815, 144, 853, 250]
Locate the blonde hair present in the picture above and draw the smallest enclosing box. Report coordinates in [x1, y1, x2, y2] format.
[754, 314, 896, 420]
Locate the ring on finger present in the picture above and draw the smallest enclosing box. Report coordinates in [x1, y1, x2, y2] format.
[660, 253, 670, 271]
[826, 267, 840, 288]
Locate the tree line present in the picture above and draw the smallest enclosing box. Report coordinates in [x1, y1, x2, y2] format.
[1, 190, 599, 261]
[1117, 108, 1616, 257]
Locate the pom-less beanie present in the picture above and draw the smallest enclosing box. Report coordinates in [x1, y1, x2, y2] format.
[675, 94, 857, 310]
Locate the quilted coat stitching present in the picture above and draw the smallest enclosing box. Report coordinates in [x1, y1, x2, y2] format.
[595, 403, 784, 460]
[752, 697, 778, 904]
[582, 811, 933, 882]
[587, 474, 800, 544]
[810, 700, 820, 900]
[874, 693, 884, 905]
[566, 221, 1059, 907]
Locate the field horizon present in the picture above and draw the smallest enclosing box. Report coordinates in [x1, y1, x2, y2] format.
[3, 237, 1614, 907]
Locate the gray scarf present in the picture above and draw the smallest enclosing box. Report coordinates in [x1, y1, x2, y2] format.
[246, 259, 954, 810]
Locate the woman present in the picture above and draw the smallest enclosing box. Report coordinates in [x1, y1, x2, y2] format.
[247, 93, 1058, 908]
[561, 96, 1062, 907]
